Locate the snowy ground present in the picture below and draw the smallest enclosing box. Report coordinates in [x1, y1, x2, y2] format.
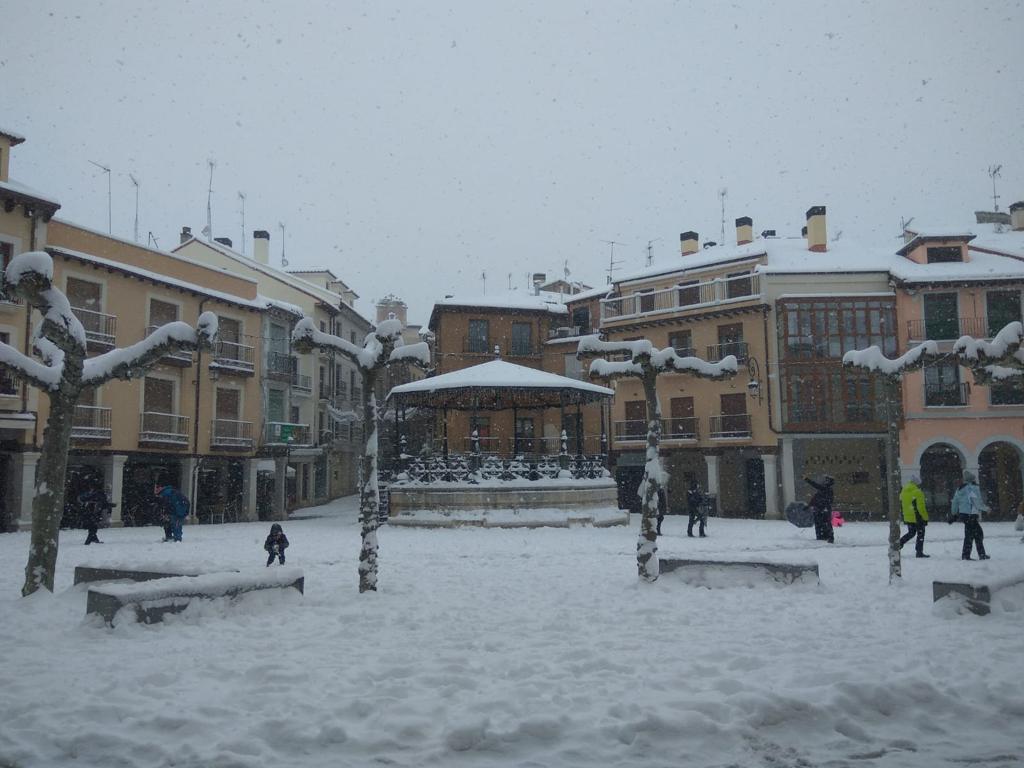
[2, 499, 1023, 768]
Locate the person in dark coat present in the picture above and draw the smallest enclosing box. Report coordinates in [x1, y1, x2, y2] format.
[264, 523, 289, 566]
[805, 475, 835, 543]
[687, 480, 706, 538]
[655, 487, 667, 535]
[154, 483, 189, 542]
[78, 485, 114, 545]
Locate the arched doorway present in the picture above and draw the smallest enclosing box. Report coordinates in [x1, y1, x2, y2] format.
[978, 442, 1022, 520]
[920, 443, 963, 522]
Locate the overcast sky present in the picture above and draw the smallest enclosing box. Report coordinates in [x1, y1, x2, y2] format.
[4, 0, 1023, 324]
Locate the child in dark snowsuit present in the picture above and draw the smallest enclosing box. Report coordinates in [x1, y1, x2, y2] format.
[264, 523, 289, 566]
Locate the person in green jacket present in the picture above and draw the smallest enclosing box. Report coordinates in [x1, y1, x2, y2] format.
[898, 476, 930, 558]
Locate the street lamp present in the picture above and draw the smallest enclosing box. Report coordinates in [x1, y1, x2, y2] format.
[747, 357, 764, 405]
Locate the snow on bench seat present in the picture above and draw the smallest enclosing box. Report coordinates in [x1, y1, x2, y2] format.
[86, 567, 304, 625]
[659, 557, 819, 586]
[933, 571, 1024, 616]
[74, 564, 215, 585]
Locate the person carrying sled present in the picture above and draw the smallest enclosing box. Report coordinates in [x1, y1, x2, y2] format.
[805, 475, 835, 543]
[264, 523, 289, 566]
[950, 471, 989, 560]
[898, 476, 930, 558]
[154, 483, 189, 542]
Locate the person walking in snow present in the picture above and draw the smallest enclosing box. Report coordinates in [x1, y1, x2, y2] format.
[154, 482, 189, 542]
[78, 483, 113, 545]
[898, 476, 929, 558]
[686, 480, 706, 538]
[805, 475, 835, 543]
[950, 471, 989, 560]
[264, 523, 289, 566]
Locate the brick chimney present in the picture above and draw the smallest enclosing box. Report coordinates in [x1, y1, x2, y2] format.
[180, 226, 192, 244]
[253, 230, 270, 264]
[806, 206, 827, 252]
[680, 231, 699, 256]
[735, 217, 753, 245]
[1011, 201, 1024, 231]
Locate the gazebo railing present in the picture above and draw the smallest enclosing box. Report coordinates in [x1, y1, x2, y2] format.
[431, 434, 607, 458]
[383, 453, 608, 486]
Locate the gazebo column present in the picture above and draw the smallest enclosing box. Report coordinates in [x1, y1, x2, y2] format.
[512, 405, 518, 456]
[575, 401, 583, 457]
[442, 407, 449, 460]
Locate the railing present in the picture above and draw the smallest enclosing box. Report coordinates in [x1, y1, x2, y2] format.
[462, 338, 493, 354]
[139, 411, 189, 445]
[601, 272, 760, 322]
[907, 316, 986, 342]
[706, 341, 749, 363]
[461, 435, 503, 453]
[71, 405, 111, 441]
[613, 418, 698, 441]
[434, 434, 606, 457]
[264, 422, 312, 445]
[461, 338, 542, 357]
[267, 351, 294, 378]
[388, 454, 608, 485]
[352, 387, 363, 403]
[548, 325, 592, 339]
[291, 371, 313, 394]
[145, 325, 192, 364]
[613, 420, 650, 441]
[925, 381, 971, 407]
[211, 418, 254, 449]
[709, 413, 752, 438]
[0, 370, 17, 395]
[671, 346, 696, 358]
[71, 306, 116, 348]
[213, 339, 255, 373]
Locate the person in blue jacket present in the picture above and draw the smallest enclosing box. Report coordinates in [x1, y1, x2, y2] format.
[950, 471, 989, 560]
[154, 483, 189, 542]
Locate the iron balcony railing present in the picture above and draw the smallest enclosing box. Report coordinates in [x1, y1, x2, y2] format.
[71, 405, 112, 441]
[462, 337, 542, 357]
[670, 346, 696, 358]
[139, 411, 189, 445]
[0, 369, 17, 395]
[706, 341, 749, 363]
[264, 422, 312, 446]
[213, 339, 256, 373]
[709, 413, 752, 439]
[267, 351, 295, 378]
[211, 418, 254, 449]
[907, 316, 986, 342]
[612, 418, 698, 442]
[547, 325, 592, 339]
[71, 306, 116, 348]
[925, 381, 971, 407]
[291, 371, 313, 394]
[145, 325, 192, 364]
[601, 272, 759, 322]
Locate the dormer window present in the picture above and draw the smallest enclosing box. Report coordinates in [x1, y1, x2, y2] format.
[926, 246, 963, 264]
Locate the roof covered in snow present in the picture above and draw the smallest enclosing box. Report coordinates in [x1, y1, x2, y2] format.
[906, 221, 1024, 261]
[428, 290, 569, 329]
[0, 178, 61, 210]
[0, 127, 25, 145]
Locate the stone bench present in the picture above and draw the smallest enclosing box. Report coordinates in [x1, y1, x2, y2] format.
[86, 567, 304, 625]
[74, 564, 212, 585]
[659, 557, 819, 585]
[933, 572, 1024, 616]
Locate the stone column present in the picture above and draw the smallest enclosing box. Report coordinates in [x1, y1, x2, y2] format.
[242, 458, 259, 522]
[762, 453, 780, 520]
[104, 454, 128, 527]
[182, 457, 199, 524]
[704, 453, 720, 498]
[274, 454, 288, 521]
[14, 451, 40, 531]
[780, 438, 796, 508]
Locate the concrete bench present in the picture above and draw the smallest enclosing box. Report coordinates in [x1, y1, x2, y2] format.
[86, 567, 304, 625]
[74, 564, 212, 585]
[933, 572, 1024, 616]
[659, 557, 819, 585]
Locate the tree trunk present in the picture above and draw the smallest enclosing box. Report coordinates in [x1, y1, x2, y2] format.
[884, 378, 902, 582]
[22, 390, 77, 596]
[357, 371, 381, 593]
[638, 372, 662, 582]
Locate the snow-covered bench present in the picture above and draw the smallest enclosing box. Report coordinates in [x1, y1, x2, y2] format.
[74, 564, 212, 585]
[86, 567, 305, 625]
[659, 557, 819, 585]
[932, 572, 1024, 616]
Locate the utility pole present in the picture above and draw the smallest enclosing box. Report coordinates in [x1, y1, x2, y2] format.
[602, 239, 625, 284]
[988, 164, 1002, 212]
[203, 159, 216, 241]
[88, 160, 112, 234]
[128, 173, 140, 243]
[238, 192, 247, 255]
[718, 188, 728, 244]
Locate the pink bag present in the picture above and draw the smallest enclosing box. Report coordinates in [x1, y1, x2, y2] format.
[831, 510, 845, 527]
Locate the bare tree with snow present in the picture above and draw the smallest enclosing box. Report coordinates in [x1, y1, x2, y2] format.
[843, 321, 1023, 582]
[577, 336, 738, 581]
[0, 252, 217, 596]
[292, 317, 430, 593]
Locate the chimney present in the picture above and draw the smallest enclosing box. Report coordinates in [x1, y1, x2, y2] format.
[180, 226, 192, 244]
[1011, 201, 1024, 231]
[680, 231, 699, 256]
[806, 206, 827, 252]
[735, 216, 753, 245]
[253, 230, 270, 264]
[532, 273, 546, 296]
[975, 210, 1011, 225]
[213, 237, 233, 248]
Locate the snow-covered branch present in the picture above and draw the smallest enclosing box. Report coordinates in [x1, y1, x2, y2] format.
[291, 317, 364, 365]
[389, 342, 431, 368]
[0, 341, 63, 391]
[579, 336, 738, 383]
[842, 341, 939, 377]
[577, 334, 653, 360]
[954, 321, 1023, 366]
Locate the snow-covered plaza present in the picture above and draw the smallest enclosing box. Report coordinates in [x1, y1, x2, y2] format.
[1, 498, 1022, 768]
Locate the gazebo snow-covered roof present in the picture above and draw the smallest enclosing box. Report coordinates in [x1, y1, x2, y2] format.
[387, 359, 613, 410]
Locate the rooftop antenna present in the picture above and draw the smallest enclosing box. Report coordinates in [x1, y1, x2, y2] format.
[718, 187, 728, 244]
[202, 159, 216, 241]
[128, 172, 140, 243]
[988, 164, 1002, 211]
[279, 221, 288, 267]
[238, 191, 247, 255]
[601, 239, 626, 284]
[645, 237, 662, 267]
[507, 272, 512, 290]
[481, 270, 486, 294]
[147, 231, 160, 249]
[88, 160, 112, 234]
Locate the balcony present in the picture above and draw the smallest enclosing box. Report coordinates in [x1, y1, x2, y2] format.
[548, 325, 592, 340]
[613, 418, 698, 442]
[211, 339, 255, 375]
[266, 351, 295, 382]
[706, 341, 749, 363]
[925, 381, 970, 407]
[145, 325, 192, 366]
[264, 422, 312, 446]
[71, 405, 111, 442]
[291, 371, 313, 395]
[0, 369, 17, 396]
[71, 306, 116, 350]
[461, 338, 542, 358]
[139, 411, 190, 447]
[907, 316, 986, 343]
[709, 413, 751, 439]
[211, 418, 255, 449]
[601, 272, 760, 323]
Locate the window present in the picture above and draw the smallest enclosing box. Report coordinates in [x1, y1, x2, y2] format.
[677, 280, 700, 307]
[511, 322, 533, 356]
[267, 389, 285, 422]
[0, 331, 16, 394]
[725, 271, 752, 298]
[637, 289, 655, 314]
[713, 323, 746, 362]
[717, 393, 749, 436]
[926, 246, 963, 264]
[66, 277, 102, 310]
[571, 306, 590, 334]
[143, 377, 174, 414]
[668, 330, 693, 357]
[924, 361, 965, 406]
[0, 242, 12, 300]
[923, 293, 959, 340]
[290, 405, 301, 424]
[991, 378, 1024, 406]
[215, 387, 240, 420]
[149, 298, 178, 327]
[668, 397, 695, 438]
[624, 400, 646, 438]
[564, 353, 584, 380]
[986, 291, 1021, 337]
[779, 298, 896, 359]
[468, 319, 489, 353]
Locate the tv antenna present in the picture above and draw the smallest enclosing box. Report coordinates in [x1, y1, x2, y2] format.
[718, 187, 728, 244]
[988, 164, 1002, 211]
[128, 172, 140, 243]
[279, 221, 288, 267]
[481, 270, 486, 293]
[645, 237, 662, 267]
[88, 160, 112, 234]
[202, 159, 216, 241]
[147, 231, 160, 248]
[238, 191, 247, 255]
[601, 239, 626, 284]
